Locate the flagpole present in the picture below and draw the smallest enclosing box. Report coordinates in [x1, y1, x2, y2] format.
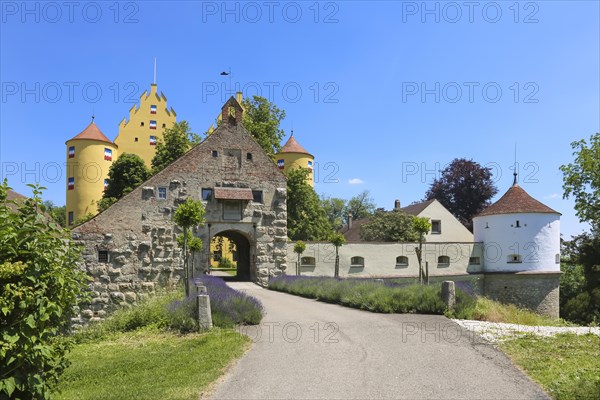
[153, 58, 157, 84]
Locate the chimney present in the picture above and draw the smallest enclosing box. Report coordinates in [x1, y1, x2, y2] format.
[347, 212, 353, 230]
[394, 199, 401, 210]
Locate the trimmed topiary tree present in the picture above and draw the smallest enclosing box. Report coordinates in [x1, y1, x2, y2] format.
[173, 198, 206, 297]
[293, 240, 306, 276]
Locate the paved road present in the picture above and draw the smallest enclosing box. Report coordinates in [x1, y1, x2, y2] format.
[209, 282, 549, 400]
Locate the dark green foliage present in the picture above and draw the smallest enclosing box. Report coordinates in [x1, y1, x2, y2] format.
[241, 96, 286, 159]
[97, 197, 117, 213]
[560, 132, 600, 232]
[217, 258, 235, 269]
[43, 200, 66, 227]
[425, 158, 498, 230]
[345, 190, 376, 221]
[360, 210, 419, 242]
[151, 121, 201, 174]
[173, 199, 206, 297]
[103, 153, 150, 200]
[321, 196, 347, 231]
[0, 181, 90, 399]
[286, 168, 332, 241]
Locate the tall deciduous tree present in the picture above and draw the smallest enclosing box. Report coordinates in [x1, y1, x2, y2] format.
[345, 190, 376, 221]
[103, 153, 150, 200]
[424, 158, 497, 231]
[241, 96, 286, 159]
[173, 198, 206, 297]
[286, 168, 332, 241]
[560, 132, 600, 232]
[360, 210, 419, 242]
[321, 195, 347, 231]
[151, 121, 201, 174]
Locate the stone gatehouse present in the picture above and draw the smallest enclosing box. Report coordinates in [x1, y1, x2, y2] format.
[72, 97, 288, 325]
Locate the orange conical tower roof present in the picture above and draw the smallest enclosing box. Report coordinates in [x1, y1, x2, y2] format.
[67, 119, 113, 144]
[280, 135, 312, 157]
[476, 184, 560, 217]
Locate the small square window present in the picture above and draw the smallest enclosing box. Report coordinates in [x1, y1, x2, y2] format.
[247, 153, 253, 161]
[68, 211, 74, 226]
[202, 188, 213, 201]
[135, 137, 139, 142]
[223, 201, 242, 220]
[431, 220, 441, 234]
[140, 122, 145, 127]
[158, 187, 167, 200]
[252, 190, 263, 203]
[469, 257, 480, 265]
[98, 250, 109, 263]
[162, 123, 166, 128]
[351, 256, 364, 267]
[212, 150, 218, 157]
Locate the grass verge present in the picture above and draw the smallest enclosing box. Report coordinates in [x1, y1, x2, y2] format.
[269, 275, 570, 326]
[500, 334, 600, 399]
[53, 329, 249, 400]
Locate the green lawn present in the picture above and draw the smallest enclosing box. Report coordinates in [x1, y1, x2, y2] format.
[500, 334, 600, 400]
[53, 329, 250, 400]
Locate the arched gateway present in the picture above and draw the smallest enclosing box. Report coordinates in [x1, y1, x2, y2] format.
[207, 229, 254, 281]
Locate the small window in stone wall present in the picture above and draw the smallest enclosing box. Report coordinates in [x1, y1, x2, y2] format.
[396, 256, 409, 266]
[438, 255, 450, 265]
[158, 187, 167, 200]
[202, 188, 213, 201]
[469, 257, 480, 265]
[351, 256, 365, 267]
[301, 257, 316, 266]
[252, 190, 263, 203]
[555, 254, 560, 264]
[507, 254, 522, 263]
[98, 250, 109, 263]
[247, 152, 253, 161]
[212, 150, 218, 157]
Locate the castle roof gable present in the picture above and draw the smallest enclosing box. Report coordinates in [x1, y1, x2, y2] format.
[476, 184, 560, 217]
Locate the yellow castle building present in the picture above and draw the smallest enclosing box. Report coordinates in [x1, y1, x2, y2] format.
[66, 83, 177, 225]
[275, 133, 315, 187]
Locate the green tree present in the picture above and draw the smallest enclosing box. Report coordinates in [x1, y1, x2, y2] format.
[321, 196, 347, 231]
[286, 168, 332, 241]
[177, 229, 204, 278]
[560, 133, 600, 232]
[241, 96, 286, 158]
[424, 158, 498, 231]
[345, 190, 376, 221]
[293, 241, 306, 276]
[173, 198, 206, 297]
[151, 121, 201, 174]
[103, 153, 150, 200]
[0, 181, 90, 399]
[43, 200, 66, 227]
[413, 217, 432, 285]
[329, 232, 346, 278]
[360, 210, 419, 242]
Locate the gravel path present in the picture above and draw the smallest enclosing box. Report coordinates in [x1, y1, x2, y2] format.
[452, 320, 600, 343]
[209, 282, 549, 400]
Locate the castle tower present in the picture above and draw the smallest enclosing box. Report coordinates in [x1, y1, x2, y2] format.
[66, 119, 117, 226]
[276, 133, 315, 187]
[114, 83, 176, 167]
[473, 179, 561, 317]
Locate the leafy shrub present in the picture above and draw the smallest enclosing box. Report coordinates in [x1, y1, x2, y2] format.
[0, 182, 90, 399]
[217, 257, 235, 269]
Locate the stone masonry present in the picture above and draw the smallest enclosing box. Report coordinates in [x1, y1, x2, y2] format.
[72, 97, 287, 326]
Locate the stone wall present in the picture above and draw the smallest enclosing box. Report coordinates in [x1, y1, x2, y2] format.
[483, 272, 561, 318]
[71, 98, 287, 327]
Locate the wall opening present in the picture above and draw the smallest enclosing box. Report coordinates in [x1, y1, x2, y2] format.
[210, 230, 252, 281]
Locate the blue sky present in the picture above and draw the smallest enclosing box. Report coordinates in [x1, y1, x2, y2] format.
[1, 1, 598, 238]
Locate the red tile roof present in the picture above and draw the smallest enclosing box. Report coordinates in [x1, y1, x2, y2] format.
[279, 135, 312, 156]
[341, 218, 370, 242]
[68, 121, 113, 144]
[214, 187, 254, 200]
[476, 184, 559, 217]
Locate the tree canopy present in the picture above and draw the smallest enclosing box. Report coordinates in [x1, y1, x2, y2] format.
[360, 210, 419, 242]
[241, 96, 286, 159]
[151, 121, 201, 174]
[424, 158, 497, 230]
[321, 196, 347, 231]
[286, 168, 332, 241]
[345, 190, 376, 221]
[103, 153, 150, 200]
[560, 132, 600, 232]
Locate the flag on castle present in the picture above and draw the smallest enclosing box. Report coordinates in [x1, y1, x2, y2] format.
[68, 177, 75, 190]
[104, 179, 109, 191]
[277, 159, 285, 170]
[308, 160, 313, 170]
[104, 148, 113, 161]
[149, 120, 157, 130]
[150, 136, 157, 145]
[150, 105, 157, 114]
[68, 146, 75, 158]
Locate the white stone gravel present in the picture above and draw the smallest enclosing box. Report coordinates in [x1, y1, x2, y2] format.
[452, 319, 600, 343]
